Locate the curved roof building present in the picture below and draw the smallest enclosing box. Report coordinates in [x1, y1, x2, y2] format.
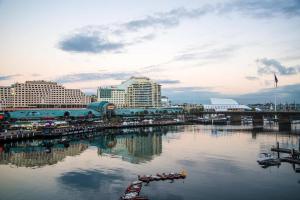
[204, 98, 251, 111]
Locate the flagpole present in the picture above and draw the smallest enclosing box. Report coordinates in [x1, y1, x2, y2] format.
[275, 95, 277, 112]
[274, 73, 278, 112]
[274, 75, 276, 112]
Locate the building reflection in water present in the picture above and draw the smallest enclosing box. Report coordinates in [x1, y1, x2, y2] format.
[0, 126, 184, 167]
[0, 142, 88, 167]
[95, 133, 163, 163]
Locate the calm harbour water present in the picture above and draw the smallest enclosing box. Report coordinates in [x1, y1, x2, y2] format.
[0, 125, 300, 200]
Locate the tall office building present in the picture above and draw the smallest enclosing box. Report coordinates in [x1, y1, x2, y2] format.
[97, 86, 126, 108]
[0, 80, 90, 109]
[120, 77, 161, 108]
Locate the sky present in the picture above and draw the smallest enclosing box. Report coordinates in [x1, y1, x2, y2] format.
[0, 0, 300, 104]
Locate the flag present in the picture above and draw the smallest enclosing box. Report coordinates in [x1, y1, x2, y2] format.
[274, 73, 278, 88]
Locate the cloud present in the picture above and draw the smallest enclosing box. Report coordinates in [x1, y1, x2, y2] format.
[156, 79, 181, 84]
[0, 74, 21, 81]
[226, 0, 300, 18]
[257, 58, 300, 75]
[174, 45, 240, 62]
[245, 76, 259, 80]
[54, 72, 135, 83]
[163, 86, 221, 104]
[124, 6, 213, 31]
[58, 1, 300, 54]
[163, 84, 300, 104]
[235, 83, 300, 104]
[58, 7, 212, 54]
[59, 34, 124, 53]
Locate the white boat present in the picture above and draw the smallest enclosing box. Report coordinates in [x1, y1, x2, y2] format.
[257, 153, 280, 166]
[131, 181, 142, 185]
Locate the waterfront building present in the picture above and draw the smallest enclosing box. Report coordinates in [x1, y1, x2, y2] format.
[97, 77, 161, 108]
[115, 107, 183, 116]
[87, 101, 116, 118]
[203, 98, 251, 111]
[119, 77, 161, 108]
[7, 108, 101, 120]
[161, 96, 171, 107]
[89, 95, 98, 102]
[180, 103, 204, 113]
[0, 80, 90, 109]
[97, 86, 126, 108]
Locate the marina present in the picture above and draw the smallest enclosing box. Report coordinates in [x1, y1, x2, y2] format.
[0, 124, 299, 200]
[1, 1, 300, 199]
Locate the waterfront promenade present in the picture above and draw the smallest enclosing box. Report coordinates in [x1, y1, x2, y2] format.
[0, 120, 184, 142]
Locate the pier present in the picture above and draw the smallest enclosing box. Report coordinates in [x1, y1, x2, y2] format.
[200, 111, 300, 131]
[270, 141, 300, 164]
[0, 120, 184, 142]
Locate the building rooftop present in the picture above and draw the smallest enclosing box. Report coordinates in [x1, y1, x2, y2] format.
[210, 98, 239, 105]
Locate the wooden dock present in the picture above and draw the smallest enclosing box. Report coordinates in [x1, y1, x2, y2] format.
[271, 147, 300, 156]
[280, 157, 300, 164]
[270, 141, 300, 165]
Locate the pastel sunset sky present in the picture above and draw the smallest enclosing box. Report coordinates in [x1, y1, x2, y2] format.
[0, 0, 300, 103]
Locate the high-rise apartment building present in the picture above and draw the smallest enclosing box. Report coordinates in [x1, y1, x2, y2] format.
[97, 77, 161, 108]
[120, 77, 161, 108]
[0, 80, 90, 109]
[97, 86, 126, 108]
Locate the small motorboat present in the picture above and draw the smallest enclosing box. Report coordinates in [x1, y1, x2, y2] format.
[131, 181, 143, 185]
[126, 184, 142, 193]
[138, 175, 152, 182]
[150, 175, 161, 181]
[157, 173, 167, 180]
[257, 153, 281, 166]
[120, 192, 139, 200]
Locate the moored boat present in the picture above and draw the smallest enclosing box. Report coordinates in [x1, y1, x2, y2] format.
[257, 153, 281, 166]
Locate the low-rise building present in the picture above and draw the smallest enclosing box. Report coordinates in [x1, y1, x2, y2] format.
[97, 86, 126, 108]
[161, 96, 171, 107]
[0, 80, 90, 109]
[203, 98, 251, 111]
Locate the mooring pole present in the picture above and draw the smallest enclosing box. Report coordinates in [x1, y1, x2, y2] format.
[277, 142, 280, 158]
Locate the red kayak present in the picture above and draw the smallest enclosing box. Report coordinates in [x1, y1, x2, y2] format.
[126, 184, 142, 193]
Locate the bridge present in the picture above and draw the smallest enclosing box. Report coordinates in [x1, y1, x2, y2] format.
[198, 111, 300, 131]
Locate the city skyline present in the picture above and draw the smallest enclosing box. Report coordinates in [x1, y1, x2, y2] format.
[0, 0, 300, 103]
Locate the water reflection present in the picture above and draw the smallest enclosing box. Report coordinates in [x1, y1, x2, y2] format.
[0, 126, 185, 167]
[58, 169, 126, 191]
[0, 142, 88, 167]
[0, 125, 299, 200]
[95, 133, 162, 163]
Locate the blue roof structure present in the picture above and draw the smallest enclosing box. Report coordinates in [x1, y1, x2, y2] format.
[9, 109, 101, 120]
[87, 101, 113, 112]
[115, 107, 183, 116]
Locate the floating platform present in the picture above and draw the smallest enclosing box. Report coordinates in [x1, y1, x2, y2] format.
[271, 147, 300, 156]
[280, 157, 300, 164]
[138, 172, 187, 183]
[120, 171, 187, 200]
